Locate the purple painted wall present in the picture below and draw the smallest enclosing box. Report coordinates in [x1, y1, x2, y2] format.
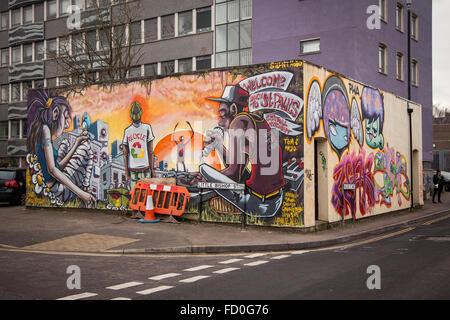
[252, 0, 433, 163]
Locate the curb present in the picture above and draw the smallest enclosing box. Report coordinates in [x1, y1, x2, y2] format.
[104, 208, 450, 255]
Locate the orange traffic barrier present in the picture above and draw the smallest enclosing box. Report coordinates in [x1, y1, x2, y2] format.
[130, 182, 190, 217]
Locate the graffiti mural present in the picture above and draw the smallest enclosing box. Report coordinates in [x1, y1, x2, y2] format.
[331, 148, 376, 218]
[26, 61, 305, 227]
[306, 72, 412, 219]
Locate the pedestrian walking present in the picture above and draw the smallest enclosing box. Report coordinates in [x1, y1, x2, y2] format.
[432, 170, 445, 203]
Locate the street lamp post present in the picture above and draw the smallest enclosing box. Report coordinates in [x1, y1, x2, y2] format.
[406, 0, 414, 209]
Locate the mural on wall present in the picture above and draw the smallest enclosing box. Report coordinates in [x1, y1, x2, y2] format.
[306, 73, 411, 218]
[26, 60, 305, 227]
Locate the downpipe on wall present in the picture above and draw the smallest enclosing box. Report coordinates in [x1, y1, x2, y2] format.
[408, 103, 414, 210]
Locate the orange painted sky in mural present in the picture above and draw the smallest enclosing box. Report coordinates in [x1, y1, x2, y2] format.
[66, 72, 245, 170]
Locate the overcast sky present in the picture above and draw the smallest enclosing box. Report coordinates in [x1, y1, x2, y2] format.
[433, 0, 450, 108]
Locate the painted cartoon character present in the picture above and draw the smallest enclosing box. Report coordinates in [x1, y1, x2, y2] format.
[200, 85, 285, 218]
[322, 75, 351, 158]
[361, 87, 385, 150]
[122, 101, 155, 190]
[27, 90, 96, 208]
[172, 121, 194, 172]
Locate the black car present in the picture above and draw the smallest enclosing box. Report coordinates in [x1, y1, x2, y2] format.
[0, 168, 26, 205]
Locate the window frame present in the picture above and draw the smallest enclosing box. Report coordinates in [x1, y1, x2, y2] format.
[299, 38, 321, 55]
[396, 51, 404, 81]
[378, 43, 387, 75]
[411, 59, 419, 87]
[396, 3, 404, 32]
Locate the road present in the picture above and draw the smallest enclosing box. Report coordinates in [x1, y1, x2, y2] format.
[0, 214, 449, 305]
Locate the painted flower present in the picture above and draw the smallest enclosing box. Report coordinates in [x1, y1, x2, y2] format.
[32, 172, 45, 194]
[26, 154, 37, 168]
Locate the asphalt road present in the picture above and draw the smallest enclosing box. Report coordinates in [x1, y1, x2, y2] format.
[0, 214, 449, 304]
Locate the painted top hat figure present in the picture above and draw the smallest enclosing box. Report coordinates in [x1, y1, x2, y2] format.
[200, 84, 285, 218]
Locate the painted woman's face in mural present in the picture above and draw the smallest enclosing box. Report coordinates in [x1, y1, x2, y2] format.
[365, 117, 384, 149]
[54, 105, 71, 137]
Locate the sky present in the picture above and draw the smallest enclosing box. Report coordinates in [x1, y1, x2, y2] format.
[433, 0, 450, 109]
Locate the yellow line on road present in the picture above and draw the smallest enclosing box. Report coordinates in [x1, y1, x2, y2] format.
[312, 227, 416, 252]
[422, 214, 450, 226]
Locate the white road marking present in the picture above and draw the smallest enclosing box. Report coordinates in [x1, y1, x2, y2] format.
[219, 258, 243, 264]
[244, 253, 267, 258]
[291, 250, 309, 255]
[179, 275, 210, 283]
[149, 273, 181, 281]
[244, 260, 269, 266]
[271, 255, 290, 260]
[111, 297, 132, 300]
[57, 292, 98, 300]
[136, 286, 174, 295]
[213, 267, 240, 274]
[183, 265, 214, 272]
[106, 281, 143, 290]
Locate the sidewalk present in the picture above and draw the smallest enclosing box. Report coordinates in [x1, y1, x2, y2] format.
[0, 192, 449, 255]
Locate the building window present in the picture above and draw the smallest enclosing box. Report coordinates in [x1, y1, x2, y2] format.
[23, 81, 32, 100]
[10, 120, 20, 138]
[161, 14, 175, 39]
[35, 3, 44, 22]
[300, 38, 320, 55]
[411, 13, 418, 40]
[23, 44, 33, 63]
[47, 38, 57, 58]
[23, 6, 33, 24]
[128, 66, 141, 79]
[197, 7, 211, 32]
[411, 59, 418, 86]
[196, 55, 211, 70]
[144, 18, 157, 42]
[47, 0, 57, 20]
[379, 0, 387, 22]
[46, 77, 57, 88]
[1, 12, 9, 30]
[73, 0, 84, 10]
[99, 29, 111, 50]
[86, 0, 96, 9]
[0, 122, 8, 139]
[34, 79, 44, 89]
[85, 30, 97, 51]
[178, 10, 193, 36]
[144, 63, 157, 77]
[129, 21, 142, 45]
[1, 85, 9, 103]
[11, 83, 21, 102]
[72, 33, 83, 55]
[12, 46, 21, 65]
[35, 41, 44, 61]
[12, 9, 21, 27]
[22, 120, 27, 138]
[59, 36, 70, 56]
[60, 0, 71, 17]
[1, 48, 9, 66]
[178, 58, 192, 73]
[396, 3, 404, 32]
[160, 60, 175, 75]
[378, 44, 387, 74]
[215, 0, 252, 68]
[396, 52, 404, 81]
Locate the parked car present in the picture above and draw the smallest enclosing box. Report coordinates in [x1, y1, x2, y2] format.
[0, 168, 26, 205]
[441, 171, 450, 192]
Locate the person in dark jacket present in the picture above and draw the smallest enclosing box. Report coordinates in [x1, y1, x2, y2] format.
[432, 170, 445, 203]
